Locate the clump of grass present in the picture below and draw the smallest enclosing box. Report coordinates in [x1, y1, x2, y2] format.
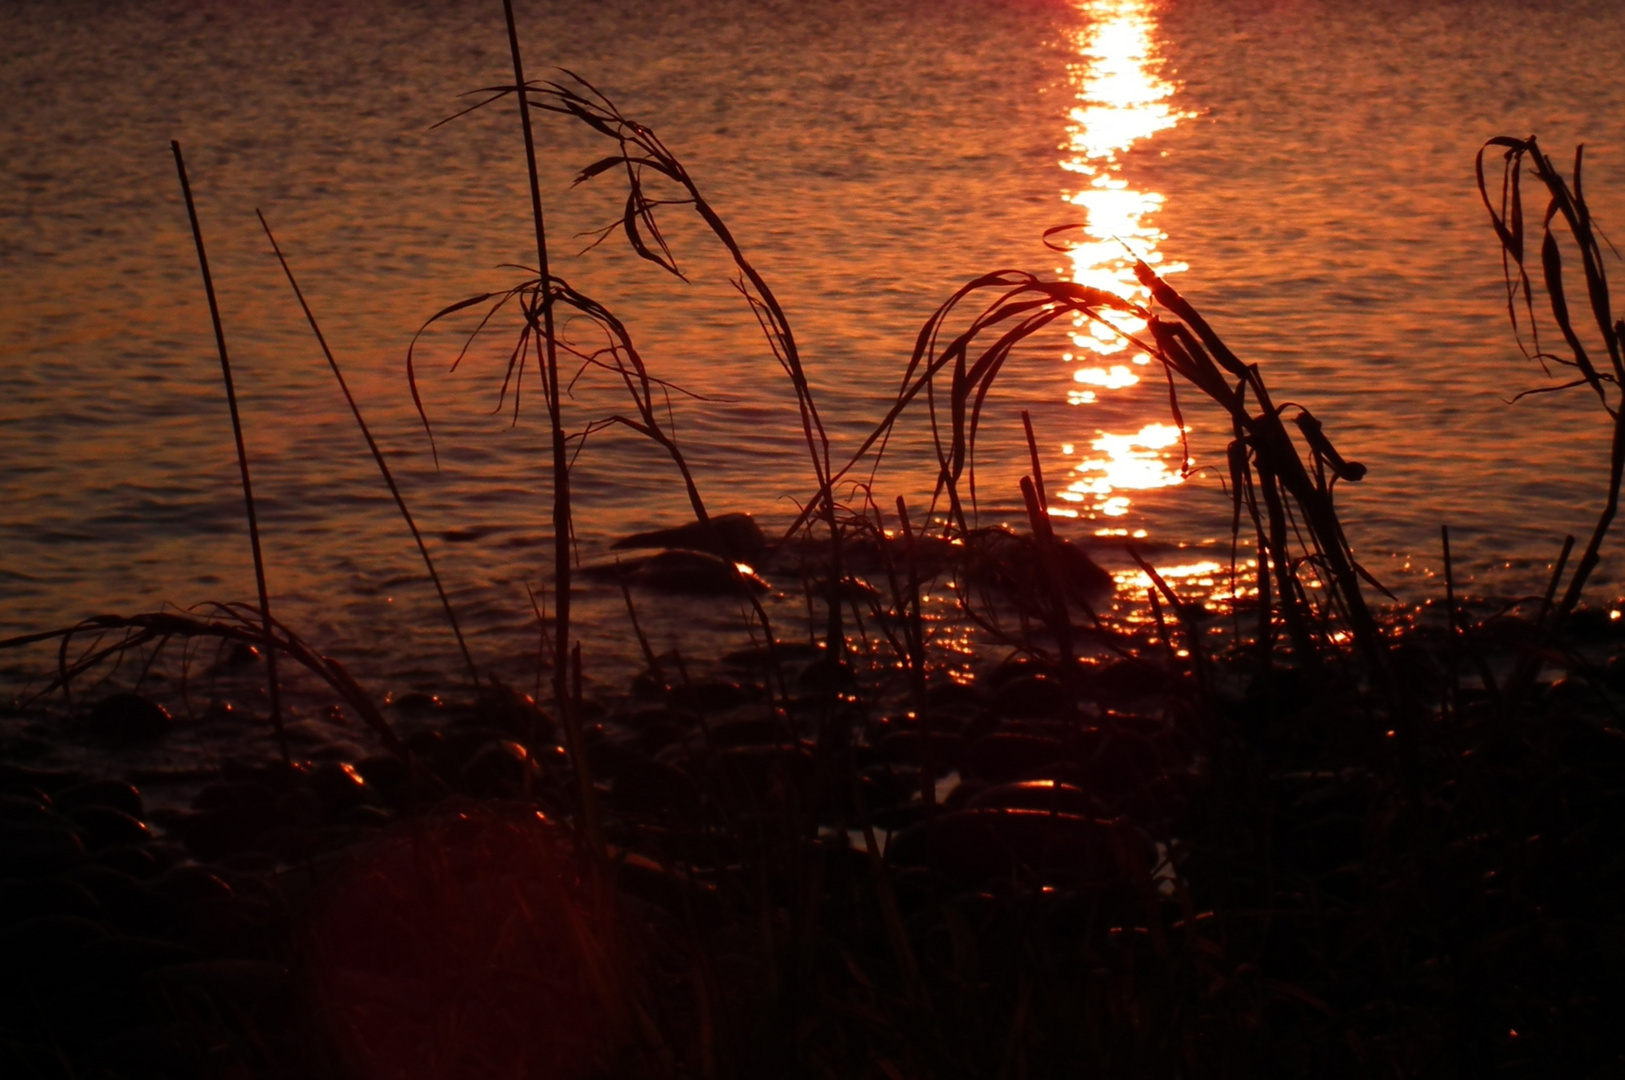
[1479, 135, 1625, 700]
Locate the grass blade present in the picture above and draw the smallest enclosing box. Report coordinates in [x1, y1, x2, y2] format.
[256, 211, 482, 694]
[170, 140, 287, 763]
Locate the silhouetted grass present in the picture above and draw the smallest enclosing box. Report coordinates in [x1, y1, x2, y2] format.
[1479, 135, 1625, 704]
[6, 8, 1625, 1078]
[171, 140, 288, 763]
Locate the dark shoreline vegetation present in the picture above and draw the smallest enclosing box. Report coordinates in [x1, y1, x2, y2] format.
[4, 5, 1625, 1076]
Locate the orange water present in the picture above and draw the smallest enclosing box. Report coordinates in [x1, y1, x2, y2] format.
[4, 0, 1625, 705]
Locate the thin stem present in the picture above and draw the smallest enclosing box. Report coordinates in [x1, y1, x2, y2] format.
[171, 141, 287, 764]
[502, 0, 600, 857]
[257, 211, 482, 693]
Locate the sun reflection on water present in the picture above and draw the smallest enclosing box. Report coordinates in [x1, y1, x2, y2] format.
[1057, 421, 1186, 517]
[1057, 0, 1192, 520]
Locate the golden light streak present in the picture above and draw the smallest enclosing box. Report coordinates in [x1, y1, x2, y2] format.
[1113, 560, 1224, 592]
[1056, 0, 1193, 522]
[1057, 422, 1186, 515]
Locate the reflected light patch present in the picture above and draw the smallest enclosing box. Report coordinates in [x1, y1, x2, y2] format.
[1073, 364, 1140, 389]
[1115, 560, 1224, 592]
[1057, 0, 1193, 356]
[1049, 0, 1193, 528]
[1065, 422, 1186, 516]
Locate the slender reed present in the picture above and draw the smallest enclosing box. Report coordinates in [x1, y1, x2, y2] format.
[1020, 408, 1048, 515]
[1442, 524, 1460, 716]
[170, 141, 287, 764]
[256, 211, 482, 692]
[500, 0, 602, 862]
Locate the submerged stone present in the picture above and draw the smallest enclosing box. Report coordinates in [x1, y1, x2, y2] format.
[627, 549, 770, 596]
[925, 680, 989, 716]
[611, 511, 767, 562]
[885, 808, 1137, 884]
[992, 674, 1073, 719]
[471, 680, 553, 741]
[721, 641, 824, 668]
[308, 762, 368, 818]
[0, 793, 62, 827]
[174, 804, 281, 863]
[0, 824, 87, 875]
[967, 779, 1096, 816]
[354, 755, 410, 806]
[55, 780, 144, 820]
[795, 657, 857, 697]
[876, 730, 962, 774]
[711, 745, 815, 810]
[958, 733, 1068, 784]
[668, 680, 755, 714]
[68, 806, 150, 851]
[83, 693, 172, 741]
[94, 844, 159, 880]
[611, 758, 700, 815]
[965, 530, 1114, 614]
[709, 716, 794, 749]
[458, 740, 536, 798]
[0, 877, 103, 926]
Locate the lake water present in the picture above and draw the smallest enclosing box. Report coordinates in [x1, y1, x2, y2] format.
[5, 0, 1625, 718]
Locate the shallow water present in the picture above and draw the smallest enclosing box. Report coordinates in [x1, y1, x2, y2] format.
[4, 0, 1625, 717]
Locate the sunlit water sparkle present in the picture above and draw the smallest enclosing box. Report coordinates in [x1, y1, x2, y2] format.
[1056, 0, 1193, 526]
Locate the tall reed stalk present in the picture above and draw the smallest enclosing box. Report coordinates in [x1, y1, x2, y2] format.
[500, 0, 603, 864]
[171, 140, 288, 763]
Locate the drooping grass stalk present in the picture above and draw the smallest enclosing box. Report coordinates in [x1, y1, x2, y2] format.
[170, 141, 287, 764]
[513, 74, 848, 656]
[8, 607, 405, 758]
[551, 281, 712, 526]
[1480, 136, 1625, 699]
[430, 69, 856, 797]
[780, 260, 1407, 726]
[1138, 270, 1388, 671]
[256, 211, 482, 693]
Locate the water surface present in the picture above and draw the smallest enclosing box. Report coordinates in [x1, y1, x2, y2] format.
[4, 0, 1624, 712]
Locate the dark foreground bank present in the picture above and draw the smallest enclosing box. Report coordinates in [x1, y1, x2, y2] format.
[4, 600, 1625, 1080]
